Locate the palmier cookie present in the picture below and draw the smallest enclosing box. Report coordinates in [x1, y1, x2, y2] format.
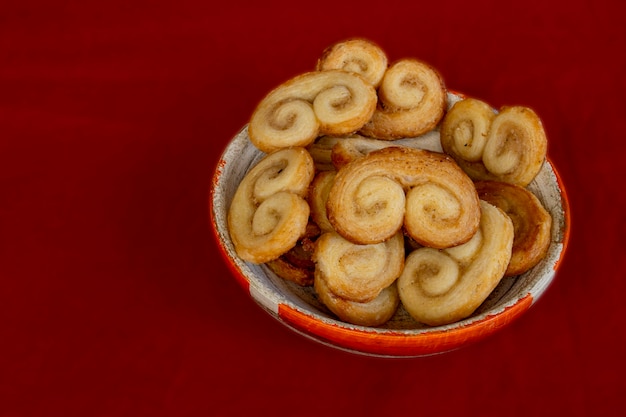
[398, 200, 514, 326]
[475, 180, 552, 276]
[313, 231, 405, 303]
[315, 38, 389, 88]
[315, 274, 400, 327]
[227, 147, 315, 264]
[440, 98, 547, 187]
[326, 146, 481, 248]
[359, 58, 447, 140]
[248, 70, 377, 153]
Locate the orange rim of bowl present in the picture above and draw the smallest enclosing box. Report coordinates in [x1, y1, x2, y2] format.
[277, 295, 533, 357]
[547, 156, 571, 272]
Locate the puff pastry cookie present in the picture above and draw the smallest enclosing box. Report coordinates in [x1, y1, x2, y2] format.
[475, 180, 552, 276]
[398, 200, 514, 326]
[440, 98, 547, 186]
[228, 147, 315, 263]
[326, 146, 481, 248]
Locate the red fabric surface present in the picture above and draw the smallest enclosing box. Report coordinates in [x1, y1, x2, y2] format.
[1, 1, 624, 416]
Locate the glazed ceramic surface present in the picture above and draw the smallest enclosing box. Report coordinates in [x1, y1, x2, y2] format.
[209, 95, 570, 357]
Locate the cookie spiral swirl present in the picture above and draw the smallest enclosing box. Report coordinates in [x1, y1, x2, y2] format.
[316, 38, 389, 87]
[227, 147, 315, 264]
[248, 70, 377, 153]
[326, 146, 481, 248]
[313, 231, 405, 303]
[397, 200, 514, 326]
[441, 98, 547, 186]
[438, 97, 495, 162]
[359, 59, 447, 140]
[475, 180, 552, 276]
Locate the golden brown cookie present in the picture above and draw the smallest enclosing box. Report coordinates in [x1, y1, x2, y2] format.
[248, 70, 377, 153]
[227, 147, 315, 263]
[359, 59, 447, 140]
[315, 275, 400, 327]
[441, 98, 547, 187]
[475, 180, 552, 276]
[326, 146, 481, 248]
[397, 200, 514, 326]
[316, 38, 389, 87]
[307, 170, 337, 233]
[313, 231, 404, 303]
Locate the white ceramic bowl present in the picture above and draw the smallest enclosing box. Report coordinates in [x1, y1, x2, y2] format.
[209, 104, 570, 358]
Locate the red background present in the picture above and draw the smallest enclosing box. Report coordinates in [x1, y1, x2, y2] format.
[1, 0, 624, 416]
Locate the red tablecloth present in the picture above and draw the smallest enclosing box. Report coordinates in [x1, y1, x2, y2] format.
[1, 1, 624, 416]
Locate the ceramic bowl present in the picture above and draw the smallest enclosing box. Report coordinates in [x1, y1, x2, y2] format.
[209, 101, 570, 358]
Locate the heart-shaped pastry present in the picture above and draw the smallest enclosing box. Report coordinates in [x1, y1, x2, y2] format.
[440, 97, 547, 186]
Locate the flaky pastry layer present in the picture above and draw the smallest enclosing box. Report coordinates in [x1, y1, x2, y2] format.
[475, 180, 552, 276]
[308, 170, 337, 233]
[315, 275, 400, 327]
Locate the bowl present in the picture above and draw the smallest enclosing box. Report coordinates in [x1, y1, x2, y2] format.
[209, 106, 571, 358]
